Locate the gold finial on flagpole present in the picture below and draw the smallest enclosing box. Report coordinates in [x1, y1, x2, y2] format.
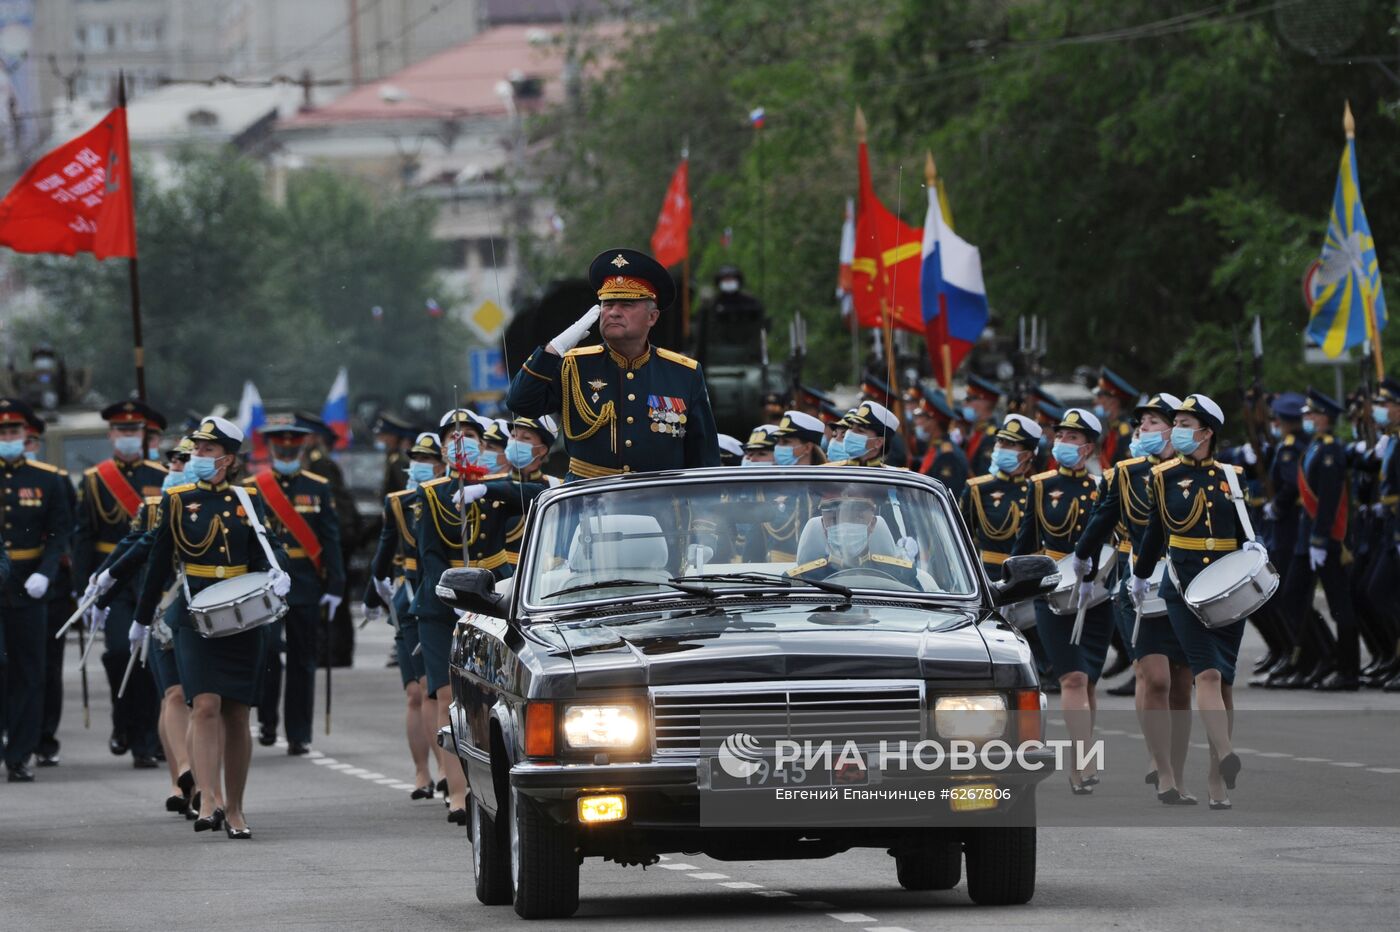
[924, 151, 937, 187]
[1344, 99, 1355, 139]
[854, 106, 867, 142]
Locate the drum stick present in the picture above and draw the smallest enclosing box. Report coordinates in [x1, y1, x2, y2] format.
[412, 641, 422, 657]
[76, 625, 91, 729]
[1131, 604, 1142, 649]
[117, 636, 142, 699]
[78, 620, 101, 668]
[1069, 583, 1087, 645]
[55, 590, 100, 639]
[324, 604, 333, 737]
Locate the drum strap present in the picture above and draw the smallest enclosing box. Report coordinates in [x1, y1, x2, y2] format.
[1220, 466, 1257, 542]
[232, 485, 285, 575]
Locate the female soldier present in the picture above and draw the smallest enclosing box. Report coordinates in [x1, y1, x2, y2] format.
[1014, 408, 1114, 793]
[1132, 394, 1257, 809]
[133, 417, 290, 839]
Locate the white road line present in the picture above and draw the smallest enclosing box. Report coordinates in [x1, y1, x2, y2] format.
[827, 913, 876, 923]
[375, 777, 399, 785]
[390, 782, 416, 791]
[360, 772, 386, 780]
[1328, 761, 1365, 768]
[1368, 767, 1400, 774]
[687, 872, 729, 880]
[326, 763, 354, 771]
[657, 863, 697, 870]
[311, 758, 338, 766]
[864, 927, 915, 932]
[341, 768, 370, 776]
[752, 890, 795, 897]
[1293, 757, 1331, 763]
[720, 881, 763, 889]
[1231, 747, 1257, 754]
[1254, 751, 1291, 758]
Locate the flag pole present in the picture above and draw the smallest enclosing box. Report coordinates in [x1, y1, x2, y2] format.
[681, 141, 691, 348]
[1345, 100, 1386, 381]
[925, 152, 955, 407]
[117, 73, 146, 401]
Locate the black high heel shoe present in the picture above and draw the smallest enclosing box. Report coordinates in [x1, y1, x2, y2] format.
[194, 807, 226, 833]
[225, 822, 252, 840]
[1068, 776, 1094, 796]
[1157, 787, 1198, 806]
[1145, 770, 1159, 788]
[447, 807, 467, 825]
[1219, 753, 1242, 790]
[436, 778, 447, 795]
[165, 793, 189, 814]
[1209, 798, 1233, 811]
[411, 784, 434, 800]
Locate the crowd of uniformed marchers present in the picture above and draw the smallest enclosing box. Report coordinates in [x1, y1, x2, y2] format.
[3, 247, 1394, 832]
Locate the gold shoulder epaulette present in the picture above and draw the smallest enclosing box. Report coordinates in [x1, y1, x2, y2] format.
[301, 470, 330, 484]
[1030, 469, 1057, 482]
[422, 476, 452, 489]
[1151, 458, 1180, 476]
[144, 495, 162, 505]
[869, 553, 915, 569]
[564, 344, 605, 358]
[1104, 467, 1116, 482]
[786, 557, 828, 576]
[939, 441, 954, 453]
[27, 460, 61, 473]
[1118, 422, 1132, 435]
[82, 464, 100, 476]
[147, 461, 169, 474]
[1119, 456, 1146, 467]
[1283, 435, 1296, 446]
[388, 487, 416, 500]
[240, 476, 256, 486]
[168, 482, 197, 494]
[967, 473, 993, 486]
[822, 459, 851, 467]
[656, 347, 699, 370]
[483, 471, 510, 481]
[1230, 464, 1245, 475]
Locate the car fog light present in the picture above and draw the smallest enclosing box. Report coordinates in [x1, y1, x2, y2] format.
[578, 794, 627, 823]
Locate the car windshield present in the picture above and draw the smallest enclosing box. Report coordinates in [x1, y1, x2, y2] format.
[522, 474, 978, 610]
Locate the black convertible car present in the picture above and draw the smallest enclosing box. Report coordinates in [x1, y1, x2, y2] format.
[437, 466, 1060, 919]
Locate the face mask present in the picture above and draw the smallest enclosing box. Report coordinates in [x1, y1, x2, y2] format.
[826, 436, 845, 460]
[407, 461, 436, 485]
[1170, 426, 1201, 455]
[960, 406, 977, 422]
[1374, 407, 1391, 428]
[740, 457, 761, 467]
[1138, 429, 1167, 456]
[374, 439, 388, 452]
[914, 425, 931, 442]
[843, 432, 869, 460]
[1128, 437, 1146, 458]
[1269, 424, 1283, 439]
[162, 470, 186, 492]
[186, 455, 220, 482]
[1052, 441, 1082, 469]
[114, 435, 144, 457]
[446, 436, 480, 466]
[826, 522, 871, 563]
[1093, 404, 1108, 420]
[819, 434, 829, 453]
[505, 439, 536, 470]
[1302, 419, 1317, 436]
[148, 447, 160, 460]
[477, 450, 503, 472]
[990, 448, 1022, 475]
[774, 445, 797, 466]
[272, 457, 300, 476]
[949, 428, 964, 447]
[0, 439, 25, 460]
[719, 279, 740, 293]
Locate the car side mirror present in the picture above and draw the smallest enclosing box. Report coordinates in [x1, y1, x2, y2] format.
[991, 555, 1060, 606]
[436, 567, 507, 620]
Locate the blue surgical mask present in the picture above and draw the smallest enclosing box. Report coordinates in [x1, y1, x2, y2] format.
[1093, 404, 1108, 420]
[774, 445, 797, 466]
[1269, 424, 1283, 439]
[842, 432, 869, 460]
[990, 448, 1022, 475]
[0, 439, 26, 460]
[186, 455, 219, 482]
[1138, 430, 1167, 456]
[505, 439, 536, 470]
[1128, 437, 1146, 458]
[740, 457, 761, 467]
[1302, 419, 1317, 436]
[826, 522, 871, 563]
[147, 446, 160, 461]
[114, 435, 144, 457]
[407, 462, 436, 485]
[819, 434, 830, 453]
[1374, 407, 1391, 428]
[374, 440, 388, 452]
[272, 457, 300, 476]
[914, 425, 931, 443]
[1170, 426, 1201, 455]
[162, 470, 186, 492]
[477, 450, 502, 472]
[960, 406, 977, 422]
[1052, 441, 1082, 469]
[24, 448, 37, 460]
[446, 436, 480, 465]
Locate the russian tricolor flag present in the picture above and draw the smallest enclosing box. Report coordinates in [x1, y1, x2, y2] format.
[920, 185, 989, 387]
[236, 380, 266, 462]
[321, 366, 351, 450]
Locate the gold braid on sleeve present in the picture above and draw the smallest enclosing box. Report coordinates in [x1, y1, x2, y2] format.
[560, 354, 616, 453]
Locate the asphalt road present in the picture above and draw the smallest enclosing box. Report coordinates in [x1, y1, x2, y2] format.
[3, 621, 1399, 931]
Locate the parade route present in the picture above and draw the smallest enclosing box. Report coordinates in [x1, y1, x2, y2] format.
[4, 623, 1399, 931]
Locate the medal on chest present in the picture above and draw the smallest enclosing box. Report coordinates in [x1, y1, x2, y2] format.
[588, 378, 607, 404]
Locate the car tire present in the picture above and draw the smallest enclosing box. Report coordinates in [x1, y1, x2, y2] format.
[510, 788, 580, 919]
[472, 796, 512, 906]
[964, 826, 1036, 905]
[894, 839, 962, 891]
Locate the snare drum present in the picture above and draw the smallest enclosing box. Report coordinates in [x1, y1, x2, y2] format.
[1182, 548, 1279, 629]
[188, 573, 287, 639]
[1047, 544, 1116, 616]
[1139, 560, 1168, 617]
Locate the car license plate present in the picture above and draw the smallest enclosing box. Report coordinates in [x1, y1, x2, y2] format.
[707, 755, 870, 792]
[948, 783, 1001, 812]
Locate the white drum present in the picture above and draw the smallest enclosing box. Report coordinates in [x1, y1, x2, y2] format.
[1182, 548, 1279, 629]
[188, 572, 287, 639]
[1047, 545, 1116, 616]
[1139, 560, 1168, 618]
[1002, 599, 1037, 631]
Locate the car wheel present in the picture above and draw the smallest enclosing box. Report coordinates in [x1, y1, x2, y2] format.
[893, 838, 961, 891]
[510, 787, 580, 919]
[472, 796, 512, 905]
[964, 826, 1036, 905]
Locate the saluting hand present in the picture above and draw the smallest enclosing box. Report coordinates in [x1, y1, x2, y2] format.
[547, 304, 601, 355]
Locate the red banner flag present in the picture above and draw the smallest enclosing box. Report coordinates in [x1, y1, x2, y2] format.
[852, 140, 923, 333]
[0, 107, 136, 259]
[650, 157, 691, 268]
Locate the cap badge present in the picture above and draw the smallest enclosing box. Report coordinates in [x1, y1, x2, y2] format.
[611, 254, 629, 268]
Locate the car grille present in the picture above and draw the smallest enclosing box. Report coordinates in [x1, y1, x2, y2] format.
[650, 680, 925, 756]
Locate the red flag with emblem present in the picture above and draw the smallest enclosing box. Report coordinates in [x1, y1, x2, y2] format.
[0, 107, 136, 259]
[852, 139, 923, 333]
[650, 157, 691, 268]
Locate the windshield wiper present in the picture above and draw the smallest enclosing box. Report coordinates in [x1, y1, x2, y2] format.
[544, 578, 714, 601]
[674, 571, 852, 601]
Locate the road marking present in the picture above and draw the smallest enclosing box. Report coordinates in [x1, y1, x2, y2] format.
[1328, 761, 1365, 768]
[752, 890, 795, 897]
[1293, 757, 1331, 763]
[1368, 767, 1400, 774]
[687, 872, 729, 880]
[658, 863, 697, 870]
[1254, 752, 1291, 758]
[865, 927, 915, 932]
[827, 913, 877, 923]
[326, 763, 355, 771]
[721, 881, 763, 889]
[390, 782, 416, 791]
[311, 758, 338, 766]
[1231, 747, 1257, 754]
[360, 772, 386, 780]
[375, 777, 399, 785]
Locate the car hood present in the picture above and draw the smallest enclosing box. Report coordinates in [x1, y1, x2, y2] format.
[532, 600, 993, 689]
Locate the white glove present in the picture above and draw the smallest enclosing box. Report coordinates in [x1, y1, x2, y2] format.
[1076, 580, 1096, 605]
[548, 304, 601, 354]
[685, 543, 714, 568]
[128, 620, 146, 654]
[1262, 501, 1278, 521]
[86, 604, 110, 632]
[24, 573, 49, 600]
[1370, 502, 1387, 517]
[897, 536, 920, 561]
[94, 569, 115, 596]
[1350, 440, 1367, 455]
[1243, 540, 1267, 557]
[374, 576, 395, 605]
[453, 484, 488, 507]
[1308, 545, 1327, 571]
[1070, 554, 1092, 581]
[1375, 435, 1392, 460]
[1241, 442, 1257, 466]
[1129, 576, 1150, 609]
[268, 568, 292, 598]
[319, 593, 343, 618]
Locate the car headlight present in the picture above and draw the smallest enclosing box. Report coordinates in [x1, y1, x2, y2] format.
[561, 704, 642, 749]
[933, 695, 1007, 740]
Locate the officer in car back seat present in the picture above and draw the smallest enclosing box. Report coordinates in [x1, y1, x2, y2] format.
[787, 486, 919, 587]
